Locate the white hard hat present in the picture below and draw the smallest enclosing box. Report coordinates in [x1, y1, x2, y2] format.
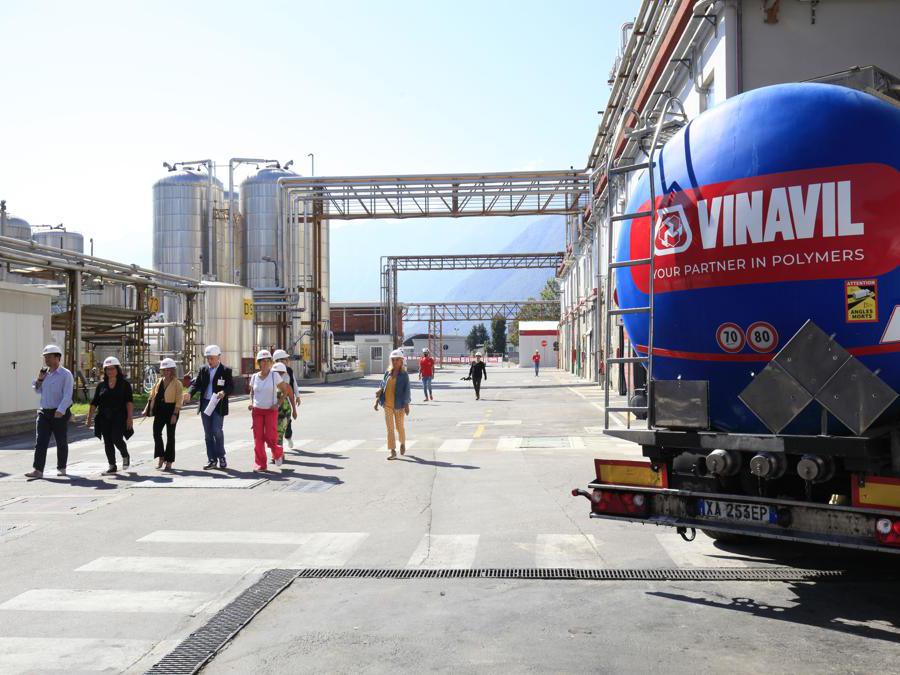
[42, 344, 62, 356]
[422, 347, 430, 353]
[204, 345, 222, 357]
[389, 349, 405, 359]
[272, 362, 287, 373]
[272, 349, 289, 361]
[102, 356, 121, 368]
[159, 358, 177, 370]
[475, 352, 483, 357]
[256, 349, 272, 361]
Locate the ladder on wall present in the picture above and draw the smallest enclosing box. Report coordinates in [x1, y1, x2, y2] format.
[602, 96, 688, 429]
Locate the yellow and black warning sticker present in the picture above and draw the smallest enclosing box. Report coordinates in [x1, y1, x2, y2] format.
[845, 279, 878, 323]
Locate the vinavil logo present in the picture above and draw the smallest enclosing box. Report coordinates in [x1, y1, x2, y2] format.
[653, 205, 692, 255]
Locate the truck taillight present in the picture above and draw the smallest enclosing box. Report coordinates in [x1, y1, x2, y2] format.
[875, 518, 900, 547]
[592, 489, 649, 517]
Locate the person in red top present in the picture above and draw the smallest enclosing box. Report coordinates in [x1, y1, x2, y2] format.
[419, 348, 436, 401]
[532, 350, 541, 376]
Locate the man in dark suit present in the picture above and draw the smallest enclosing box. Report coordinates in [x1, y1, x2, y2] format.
[189, 344, 235, 469]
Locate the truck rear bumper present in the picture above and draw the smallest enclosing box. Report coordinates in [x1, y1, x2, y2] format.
[583, 482, 900, 554]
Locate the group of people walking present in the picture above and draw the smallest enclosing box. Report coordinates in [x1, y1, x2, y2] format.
[25, 340, 507, 475]
[25, 343, 300, 479]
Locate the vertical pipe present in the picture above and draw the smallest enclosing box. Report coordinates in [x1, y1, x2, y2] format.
[229, 160, 236, 284]
[206, 161, 214, 278]
[74, 270, 82, 379]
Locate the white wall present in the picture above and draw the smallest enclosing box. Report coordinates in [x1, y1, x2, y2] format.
[740, 0, 900, 91]
[0, 282, 55, 415]
[518, 332, 558, 369]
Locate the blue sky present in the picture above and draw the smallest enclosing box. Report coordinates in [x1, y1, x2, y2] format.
[0, 0, 640, 300]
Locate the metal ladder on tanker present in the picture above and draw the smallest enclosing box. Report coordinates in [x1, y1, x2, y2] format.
[603, 96, 688, 429]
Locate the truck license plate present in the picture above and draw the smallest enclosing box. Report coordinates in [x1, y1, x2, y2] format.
[697, 499, 777, 524]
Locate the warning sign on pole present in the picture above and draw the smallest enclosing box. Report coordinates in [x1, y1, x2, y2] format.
[715, 323, 745, 354]
[746, 321, 778, 353]
[541, 339, 548, 347]
[845, 279, 878, 323]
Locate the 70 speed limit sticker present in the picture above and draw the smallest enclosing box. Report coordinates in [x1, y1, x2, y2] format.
[716, 323, 745, 353]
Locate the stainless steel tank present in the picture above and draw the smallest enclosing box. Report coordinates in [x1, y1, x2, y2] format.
[32, 228, 84, 253]
[153, 169, 225, 355]
[241, 167, 297, 289]
[199, 281, 254, 375]
[2, 215, 32, 241]
[153, 168, 224, 279]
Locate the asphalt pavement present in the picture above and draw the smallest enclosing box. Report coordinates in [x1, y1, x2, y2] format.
[0, 364, 897, 674]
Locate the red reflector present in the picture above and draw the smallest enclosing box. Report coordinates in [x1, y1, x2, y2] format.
[592, 490, 649, 517]
[893, 521, 900, 535]
[875, 518, 900, 548]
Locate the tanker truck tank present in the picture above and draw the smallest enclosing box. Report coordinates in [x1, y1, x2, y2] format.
[615, 82, 900, 435]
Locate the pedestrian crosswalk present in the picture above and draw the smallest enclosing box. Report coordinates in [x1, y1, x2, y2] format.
[0, 526, 749, 672]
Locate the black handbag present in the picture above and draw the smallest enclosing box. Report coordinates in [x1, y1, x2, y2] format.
[124, 427, 135, 440]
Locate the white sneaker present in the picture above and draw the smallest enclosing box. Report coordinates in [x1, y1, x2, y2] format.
[286, 437, 294, 449]
[57, 469, 67, 477]
[274, 457, 283, 467]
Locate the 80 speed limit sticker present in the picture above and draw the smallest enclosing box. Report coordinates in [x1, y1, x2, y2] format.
[716, 323, 745, 353]
[747, 321, 778, 353]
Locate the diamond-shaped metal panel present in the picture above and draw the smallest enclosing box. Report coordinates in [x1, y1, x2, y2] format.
[817, 358, 899, 435]
[739, 362, 814, 434]
[774, 320, 851, 395]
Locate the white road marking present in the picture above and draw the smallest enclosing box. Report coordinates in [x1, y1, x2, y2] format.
[139, 530, 328, 545]
[283, 533, 370, 567]
[377, 440, 418, 452]
[0, 589, 214, 613]
[534, 534, 602, 569]
[320, 440, 365, 453]
[407, 534, 479, 569]
[75, 556, 281, 575]
[0, 637, 161, 673]
[496, 437, 522, 451]
[568, 437, 586, 449]
[437, 439, 472, 453]
[654, 532, 748, 568]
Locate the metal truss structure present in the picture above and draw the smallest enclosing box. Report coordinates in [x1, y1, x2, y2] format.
[401, 301, 558, 322]
[282, 170, 589, 221]
[381, 252, 564, 346]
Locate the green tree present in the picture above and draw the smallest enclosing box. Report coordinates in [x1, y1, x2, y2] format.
[510, 277, 560, 346]
[491, 316, 507, 355]
[466, 323, 490, 352]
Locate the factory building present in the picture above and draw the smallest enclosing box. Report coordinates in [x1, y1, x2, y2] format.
[558, 0, 900, 383]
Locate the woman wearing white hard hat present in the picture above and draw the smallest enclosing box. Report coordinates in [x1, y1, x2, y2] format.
[272, 362, 298, 449]
[376, 349, 411, 460]
[87, 356, 134, 475]
[144, 358, 184, 470]
[248, 349, 284, 471]
[273, 349, 300, 448]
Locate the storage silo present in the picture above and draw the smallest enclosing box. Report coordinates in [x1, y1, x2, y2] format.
[32, 228, 85, 253]
[199, 281, 254, 383]
[2, 215, 32, 242]
[241, 166, 298, 349]
[222, 190, 243, 285]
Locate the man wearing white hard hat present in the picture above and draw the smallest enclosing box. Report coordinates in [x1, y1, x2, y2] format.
[189, 345, 234, 470]
[26, 344, 74, 479]
[87, 356, 135, 475]
[273, 349, 299, 448]
[144, 358, 184, 470]
[248, 350, 285, 470]
[377, 349, 411, 460]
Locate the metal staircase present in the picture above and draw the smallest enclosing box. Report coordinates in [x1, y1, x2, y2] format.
[603, 96, 688, 428]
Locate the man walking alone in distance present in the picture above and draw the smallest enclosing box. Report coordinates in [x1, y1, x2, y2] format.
[419, 347, 435, 402]
[468, 352, 487, 400]
[533, 349, 541, 376]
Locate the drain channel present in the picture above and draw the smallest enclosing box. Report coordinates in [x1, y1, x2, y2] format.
[293, 567, 849, 581]
[147, 566, 870, 673]
[146, 568, 299, 675]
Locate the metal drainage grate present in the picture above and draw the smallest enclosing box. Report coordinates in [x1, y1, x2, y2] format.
[291, 567, 849, 582]
[146, 568, 299, 675]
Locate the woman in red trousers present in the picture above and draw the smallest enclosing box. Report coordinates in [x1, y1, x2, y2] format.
[248, 349, 284, 471]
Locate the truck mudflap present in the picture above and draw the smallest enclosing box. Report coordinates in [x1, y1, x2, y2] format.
[573, 479, 900, 554]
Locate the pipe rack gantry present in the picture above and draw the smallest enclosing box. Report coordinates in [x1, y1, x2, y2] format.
[381, 251, 565, 346]
[400, 301, 559, 322]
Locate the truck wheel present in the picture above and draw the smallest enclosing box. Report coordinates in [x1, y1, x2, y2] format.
[701, 529, 756, 545]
